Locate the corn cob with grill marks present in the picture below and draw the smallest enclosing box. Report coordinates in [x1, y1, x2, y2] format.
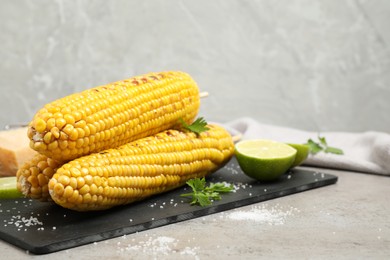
[28, 71, 200, 162]
[16, 154, 62, 201]
[48, 124, 234, 211]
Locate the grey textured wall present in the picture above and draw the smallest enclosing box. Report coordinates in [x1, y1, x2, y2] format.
[1, 0, 389, 132]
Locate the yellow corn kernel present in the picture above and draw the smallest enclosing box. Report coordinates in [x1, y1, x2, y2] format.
[48, 124, 234, 211]
[28, 71, 200, 162]
[16, 153, 62, 201]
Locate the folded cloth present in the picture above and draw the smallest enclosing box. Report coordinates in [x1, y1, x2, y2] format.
[224, 117, 390, 176]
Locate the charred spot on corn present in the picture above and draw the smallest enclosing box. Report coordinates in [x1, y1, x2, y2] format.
[28, 71, 201, 162]
[48, 124, 235, 211]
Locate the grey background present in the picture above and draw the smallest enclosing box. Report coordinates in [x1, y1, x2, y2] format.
[1, 0, 389, 132]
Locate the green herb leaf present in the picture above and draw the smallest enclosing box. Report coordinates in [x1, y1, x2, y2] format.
[208, 182, 234, 193]
[318, 136, 328, 146]
[324, 146, 344, 155]
[187, 176, 206, 191]
[305, 136, 344, 155]
[179, 117, 210, 135]
[195, 193, 212, 206]
[180, 178, 234, 207]
[306, 139, 323, 154]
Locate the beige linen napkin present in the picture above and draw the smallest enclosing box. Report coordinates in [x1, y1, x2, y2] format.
[224, 117, 390, 176]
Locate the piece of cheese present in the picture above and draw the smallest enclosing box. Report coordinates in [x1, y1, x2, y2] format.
[0, 127, 36, 177]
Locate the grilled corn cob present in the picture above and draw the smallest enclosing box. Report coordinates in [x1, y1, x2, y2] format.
[16, 154, 62, 201]
[28, 71, 200, 162]
[48, 124, 234, 211]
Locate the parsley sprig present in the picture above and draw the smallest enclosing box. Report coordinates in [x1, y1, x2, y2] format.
[179, 117, 209, 135]
[306, 136, 344, 155]
[181, 178, 234, 207]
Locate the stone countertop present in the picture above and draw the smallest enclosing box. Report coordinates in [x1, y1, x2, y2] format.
[1, 167, 389, 259]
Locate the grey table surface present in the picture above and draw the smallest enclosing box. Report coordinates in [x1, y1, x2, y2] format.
[0, 166, 389, 260]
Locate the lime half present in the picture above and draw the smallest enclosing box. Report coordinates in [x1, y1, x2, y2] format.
[235, 139, 297, 181]
[0, 177, 23, 199]
[287, 143, 310, 167]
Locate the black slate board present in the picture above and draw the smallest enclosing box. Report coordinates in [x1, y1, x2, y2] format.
[0, 157, 337, 254]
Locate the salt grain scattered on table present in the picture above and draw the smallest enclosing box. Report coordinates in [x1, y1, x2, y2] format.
[225, 204, 300, 225]
[117, 234, 200, 259]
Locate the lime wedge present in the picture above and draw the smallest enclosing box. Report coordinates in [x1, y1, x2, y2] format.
[235, 139, 297, 181]
[0, 176, 24, 199]
[287, 143, 310, 167]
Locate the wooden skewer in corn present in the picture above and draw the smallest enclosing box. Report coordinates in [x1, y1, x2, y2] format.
[199, 91, 209, 98]
[231, 134, 242, 143]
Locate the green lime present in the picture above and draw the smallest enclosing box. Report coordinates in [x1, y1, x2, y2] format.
[0, 176, 24, 199]
[235, 139, 297, 181]
[287, 143, 310, 167]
